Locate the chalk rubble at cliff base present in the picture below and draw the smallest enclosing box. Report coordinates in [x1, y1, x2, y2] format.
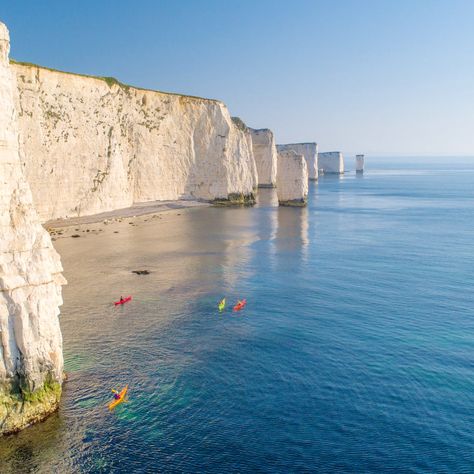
[276, 150, 308, 206]
[0, 21, 65, 435]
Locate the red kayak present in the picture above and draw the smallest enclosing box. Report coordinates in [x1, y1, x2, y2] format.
[233, 299, 247, 312]
[114, 296, 132, 305]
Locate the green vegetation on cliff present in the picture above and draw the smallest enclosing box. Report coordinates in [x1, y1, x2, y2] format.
[212, 193, 256, 207]
[10, 59, 221, 103]
[0, 381, 62, 435]
[231, 116, 249, 133]
[21, 381, 61, 403]
[278, 198, 307, 207]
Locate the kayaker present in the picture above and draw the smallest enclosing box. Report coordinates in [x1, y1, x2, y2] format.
[120, 296, 124, 303]
[218, 297, 226, 311]
[112, 389, 120, 400]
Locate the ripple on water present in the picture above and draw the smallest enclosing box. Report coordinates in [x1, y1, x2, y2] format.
[2, 161, 474, 472]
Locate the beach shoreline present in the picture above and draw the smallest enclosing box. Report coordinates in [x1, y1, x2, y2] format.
[43, 199, 210, 241]
[44, 199, 209, 229]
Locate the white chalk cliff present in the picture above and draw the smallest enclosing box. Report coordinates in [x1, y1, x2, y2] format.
[318, 151, 344, 174]
[231, 117, 259, 192]
[14, 64, 257, 221]
[276, 150, 308, 206]
[277, 143, 318, 180]
[249, 128, 278, 187]
[0, 22, 65, 435]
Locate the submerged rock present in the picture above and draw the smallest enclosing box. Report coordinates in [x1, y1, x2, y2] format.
[132, 270, 151, 275]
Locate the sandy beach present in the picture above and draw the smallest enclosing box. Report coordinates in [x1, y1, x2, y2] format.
[44, 199, 209, 239]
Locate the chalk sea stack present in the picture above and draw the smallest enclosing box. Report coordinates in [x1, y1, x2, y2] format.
[318, 151, 344, 174]
[276, 150, 308, 206]
[277, 143, 318, 181]
[249, 128, 278, 188]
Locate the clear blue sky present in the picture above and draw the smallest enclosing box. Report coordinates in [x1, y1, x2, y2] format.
[2, 0, 474, 155]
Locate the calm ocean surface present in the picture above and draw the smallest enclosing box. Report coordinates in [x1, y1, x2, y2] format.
[1, 157, 474, 473]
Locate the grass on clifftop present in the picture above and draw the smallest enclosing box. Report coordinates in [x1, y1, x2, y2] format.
[231, 116, 249, 133]
[10, 59, 221, 103]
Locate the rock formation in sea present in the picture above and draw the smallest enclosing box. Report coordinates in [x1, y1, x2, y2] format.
[0, 21, 66, 435]
[249, 128, 278, 188]
[13, 63, 258, 221]
[277, 143, 318, 181]
[276, 150, 308, 206]
[356, 154, 364, 173]
[230, 117, 259, 194]
[318, 151, 344, 174]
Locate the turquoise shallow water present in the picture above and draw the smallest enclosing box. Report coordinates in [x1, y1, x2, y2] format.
[1, 158, 474, 473]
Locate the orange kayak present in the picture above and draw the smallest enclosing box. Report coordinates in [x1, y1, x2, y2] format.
[108, 385, 128, 410]
[233, 299, 247, 311]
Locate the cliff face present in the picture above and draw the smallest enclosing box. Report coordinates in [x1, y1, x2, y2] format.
[276, 150, 308, 206]
[318, 151, 344, 174]
[0, 22, 65, 435]
[356, 154, 364, 173]
[277, 143, 318, 180]
[230, 117, 258, 195]
[14, 64, 257, 221]
[249, 128, 277, 187]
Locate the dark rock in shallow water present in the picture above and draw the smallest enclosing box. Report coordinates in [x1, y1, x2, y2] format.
[71, 234, 81, 238]
[212, 192, 256, 207]
[132, 270, 151, 275]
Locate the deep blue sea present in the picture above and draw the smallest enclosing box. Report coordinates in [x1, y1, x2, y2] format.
[1, 157, 474, 473]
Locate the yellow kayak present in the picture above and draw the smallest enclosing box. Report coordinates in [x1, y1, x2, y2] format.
[108, 385, 128, 410]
